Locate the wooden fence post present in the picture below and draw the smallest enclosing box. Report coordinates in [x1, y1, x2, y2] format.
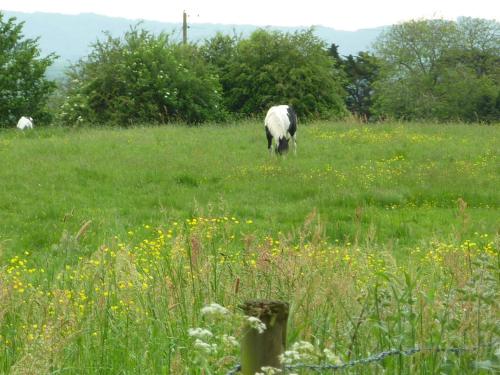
[240, 300, 289, 374]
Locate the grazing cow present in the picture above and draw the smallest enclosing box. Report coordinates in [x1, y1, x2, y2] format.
[264, 105, 297, 155]
[16, 116, 34, 130]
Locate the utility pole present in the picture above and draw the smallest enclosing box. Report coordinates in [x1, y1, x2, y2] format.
[182, 11, 188, 44]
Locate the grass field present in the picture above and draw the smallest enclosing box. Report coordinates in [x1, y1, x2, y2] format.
[0, 121, 499, 373]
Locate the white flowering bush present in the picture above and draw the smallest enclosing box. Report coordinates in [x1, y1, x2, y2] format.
[59, 26, 226, 126]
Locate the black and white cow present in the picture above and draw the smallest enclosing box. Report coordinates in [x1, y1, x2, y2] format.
[264, 105, 297, 155]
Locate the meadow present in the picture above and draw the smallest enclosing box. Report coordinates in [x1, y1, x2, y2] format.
[0, 121, 499, 373]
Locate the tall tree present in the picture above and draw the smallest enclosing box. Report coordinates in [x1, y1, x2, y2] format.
[0, 12, 56, 127]
[342, 52, 380, 120]
[327, 44, 380, 120]
[373, 18, 500, 122]
[221, 29, 346, 119]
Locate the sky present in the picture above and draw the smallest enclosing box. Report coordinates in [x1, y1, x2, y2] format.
[2, 0, 499, 31]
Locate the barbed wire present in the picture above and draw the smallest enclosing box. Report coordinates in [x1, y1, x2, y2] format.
[226, 345, 493, 374]
[286, 346, 484, 372]
[226, 364, 241, 375]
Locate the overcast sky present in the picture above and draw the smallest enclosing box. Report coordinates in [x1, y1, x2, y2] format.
[2, 0, 499, 30]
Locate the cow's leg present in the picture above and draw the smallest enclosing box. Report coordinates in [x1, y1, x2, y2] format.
[265, 127, 273, 155]
[287, 132, 297, 155]
[286, 106, 298, 155]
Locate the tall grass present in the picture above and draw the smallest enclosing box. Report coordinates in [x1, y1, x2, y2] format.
[0, 214, 498, 373]
[0, 121, 499, 373]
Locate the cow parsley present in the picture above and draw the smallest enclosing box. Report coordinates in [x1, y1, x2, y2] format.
[188, 327, 213, 339]
[201, 303, 229, 317]
[193, 338, 217, 354]
[246, 316, 266, 334]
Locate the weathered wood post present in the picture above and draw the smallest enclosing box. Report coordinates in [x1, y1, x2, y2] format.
[240, 300, 289, 374]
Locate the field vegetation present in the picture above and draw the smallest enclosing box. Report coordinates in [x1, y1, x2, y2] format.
[0, 121, 499, 373]
[1, 13, 499, 128]
[0, 9, 499, 374]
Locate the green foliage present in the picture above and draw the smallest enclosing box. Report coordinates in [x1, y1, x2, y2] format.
[433, 65, 499, 122]
[200, 32, 239, 113]
[0, 12, 56, 127]
[343, 52, 380, 120]
[59, 26, 225, 125]
[206, 29, 346, 119]
[373, 18, 500, 122]
[200, 32, 238, 80]
[329, 43, 380, 121]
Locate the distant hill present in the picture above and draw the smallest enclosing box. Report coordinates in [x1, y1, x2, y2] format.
[3, 11, 385, 79]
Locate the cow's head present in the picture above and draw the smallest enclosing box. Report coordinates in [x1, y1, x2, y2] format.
[276, 137, 289, 155]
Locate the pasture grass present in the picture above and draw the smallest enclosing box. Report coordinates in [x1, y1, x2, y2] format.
[0, 121, 498, 265]
[0, 121, 499, 373]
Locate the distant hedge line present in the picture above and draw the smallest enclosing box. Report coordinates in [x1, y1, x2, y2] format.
[1, 13, 499, 126]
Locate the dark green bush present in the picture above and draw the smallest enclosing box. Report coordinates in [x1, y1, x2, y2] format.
[204, 29, 346, 119]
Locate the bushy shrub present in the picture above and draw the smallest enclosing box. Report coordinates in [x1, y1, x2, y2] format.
[204, 29, 346, 119]
[59, 27, 225, 126]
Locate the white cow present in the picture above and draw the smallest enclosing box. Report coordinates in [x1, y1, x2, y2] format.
[16, 116, 34, 130]
[264, 105, 297, 155]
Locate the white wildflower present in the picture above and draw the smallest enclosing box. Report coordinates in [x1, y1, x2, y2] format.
[188, 327, 213, 339]
[280, 341, 318, 364]
[200, 303, 229, 317]
[323, 348, 343, 365]
[291, 341, 315, 353]
[222, 334, 239, 347]
[256, 366, 282, 374]
[279, 350, 302, 365]
[246, 316, 266, 334]
[193, 338, 217, 354]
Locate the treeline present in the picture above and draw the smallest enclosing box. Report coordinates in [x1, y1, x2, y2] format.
[0, 12, 499, 127]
